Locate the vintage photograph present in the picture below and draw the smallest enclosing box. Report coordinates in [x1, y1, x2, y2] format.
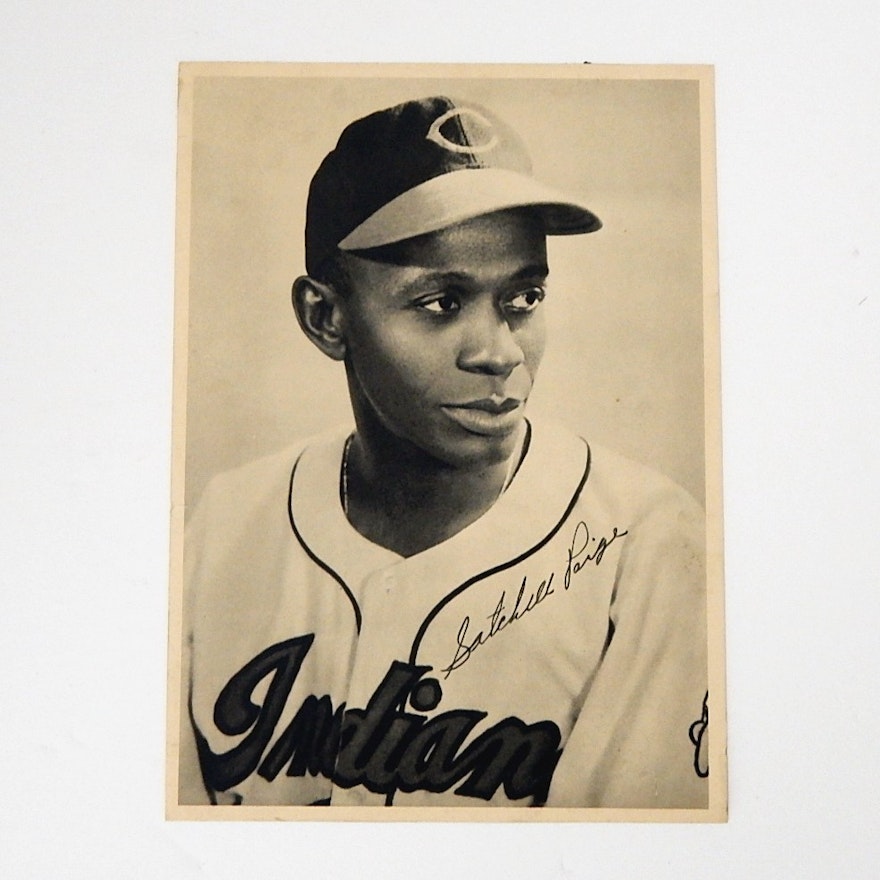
[167, 63, 726, 820]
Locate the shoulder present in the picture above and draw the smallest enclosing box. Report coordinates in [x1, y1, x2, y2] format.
[573, 436, 707, 623]
[526, 417, 703, 523]
[584, 442, 706, 588]
[584, 440, 705, 531]
[187, 425, 350, 528]
[525, 419, 705, 580]
[182, 425, 353, 634]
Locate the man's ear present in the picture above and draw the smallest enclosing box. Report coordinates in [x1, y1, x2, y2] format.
[291, 276, 347, 361]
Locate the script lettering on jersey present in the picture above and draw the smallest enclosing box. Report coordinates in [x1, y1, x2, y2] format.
[688, 691, 709, 778]
[195, 634, 561, 803]
[442, 520, 628, 676]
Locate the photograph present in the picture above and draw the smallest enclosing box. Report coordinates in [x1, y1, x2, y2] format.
[167, 63, 726, 820]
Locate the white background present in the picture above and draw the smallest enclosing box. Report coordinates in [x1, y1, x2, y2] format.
[2, 3, 878, 878]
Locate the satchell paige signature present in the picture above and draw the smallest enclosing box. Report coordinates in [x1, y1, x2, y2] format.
[441, 521, 628, 677]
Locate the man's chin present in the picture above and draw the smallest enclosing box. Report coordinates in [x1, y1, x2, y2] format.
[436, 418, 526, 470]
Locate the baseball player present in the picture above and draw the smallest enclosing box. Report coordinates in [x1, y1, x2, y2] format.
[179, 96, 709, 808]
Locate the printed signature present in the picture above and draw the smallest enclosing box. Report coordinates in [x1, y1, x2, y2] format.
[441, 521, 628, 677]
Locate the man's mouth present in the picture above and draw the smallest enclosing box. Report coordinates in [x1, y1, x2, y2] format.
[441, 397, 524, 435]
[454, 396, 522, 413]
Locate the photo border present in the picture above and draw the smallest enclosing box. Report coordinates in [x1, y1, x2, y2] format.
[166, 61, 726, 823]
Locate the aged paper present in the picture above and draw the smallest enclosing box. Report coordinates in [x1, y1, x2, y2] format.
[167, 63, 726, 822]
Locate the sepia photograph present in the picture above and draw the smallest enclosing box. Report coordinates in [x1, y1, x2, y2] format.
[167, 63, 726, 820]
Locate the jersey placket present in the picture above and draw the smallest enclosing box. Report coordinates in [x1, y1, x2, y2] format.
[328, 553, 454, 805]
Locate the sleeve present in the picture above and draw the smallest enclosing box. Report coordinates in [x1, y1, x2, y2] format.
[547, 486, 709, 808]
[176, 480, 219, 806]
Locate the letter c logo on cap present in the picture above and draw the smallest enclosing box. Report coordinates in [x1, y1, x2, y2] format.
[426, 107, 500, 155]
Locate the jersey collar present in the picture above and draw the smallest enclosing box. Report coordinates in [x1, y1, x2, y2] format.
[288, 419, 590, 616]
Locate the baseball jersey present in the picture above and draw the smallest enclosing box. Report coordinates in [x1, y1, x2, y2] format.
[179, 418, 709, 808]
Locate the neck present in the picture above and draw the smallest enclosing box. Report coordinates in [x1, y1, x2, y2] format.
[343, 417, 526, 558]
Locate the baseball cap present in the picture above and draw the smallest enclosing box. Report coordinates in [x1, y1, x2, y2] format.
[305, 96, 601, 275]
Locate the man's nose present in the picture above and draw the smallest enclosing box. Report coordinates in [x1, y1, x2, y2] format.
[456, 304, 525, 376]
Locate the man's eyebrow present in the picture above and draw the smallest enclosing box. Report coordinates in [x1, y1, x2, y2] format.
[510, 263, 550, 282]
[395, 264, 549, 298]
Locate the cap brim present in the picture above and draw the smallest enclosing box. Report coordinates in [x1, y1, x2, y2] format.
[337, 167, 601, 252]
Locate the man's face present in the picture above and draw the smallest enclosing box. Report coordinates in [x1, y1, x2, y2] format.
[337, 209, 549, 468]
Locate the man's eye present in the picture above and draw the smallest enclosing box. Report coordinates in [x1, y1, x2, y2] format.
[506, 287, 546, 313]
[419, 294, 460, 314]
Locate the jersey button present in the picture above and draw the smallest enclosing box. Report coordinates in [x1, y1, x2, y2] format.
[382, 572, 395, 592]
